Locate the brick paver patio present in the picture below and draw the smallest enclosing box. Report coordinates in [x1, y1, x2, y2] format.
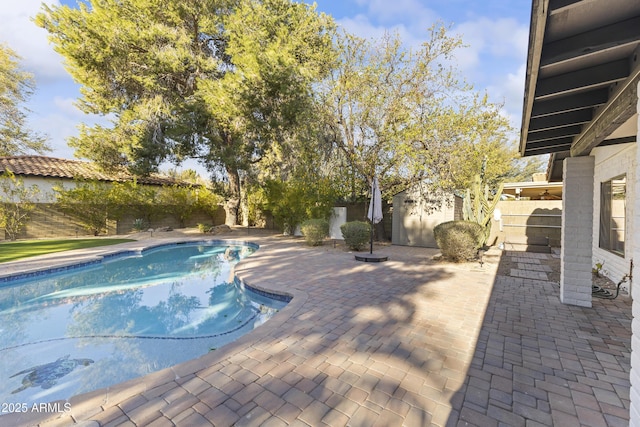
[0, 231, 631, 426]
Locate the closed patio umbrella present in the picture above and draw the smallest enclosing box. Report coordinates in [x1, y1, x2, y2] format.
[367, 177, 382, 254]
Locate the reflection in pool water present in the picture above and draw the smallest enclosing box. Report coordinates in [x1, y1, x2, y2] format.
[0, 242, 288, 406]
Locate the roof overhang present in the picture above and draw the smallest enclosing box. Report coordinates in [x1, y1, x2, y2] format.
[520, 0, 640, 175]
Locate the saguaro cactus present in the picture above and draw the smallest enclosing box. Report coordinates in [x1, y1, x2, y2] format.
[462, 160, 503, 246]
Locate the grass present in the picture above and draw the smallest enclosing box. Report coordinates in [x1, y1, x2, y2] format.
[0, 238, 136, 263]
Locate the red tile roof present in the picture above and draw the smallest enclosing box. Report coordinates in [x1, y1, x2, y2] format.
[0, 156, 186, 186]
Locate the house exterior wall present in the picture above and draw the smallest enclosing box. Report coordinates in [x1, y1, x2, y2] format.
[2, 176, 69, 203]
[392, 189, 460, 248]
[591, 143, 636, 291]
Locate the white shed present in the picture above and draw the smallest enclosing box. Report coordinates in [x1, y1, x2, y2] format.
[392, 186, 463, 248]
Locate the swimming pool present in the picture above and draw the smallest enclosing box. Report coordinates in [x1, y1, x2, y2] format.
[0, 241, 289, 407]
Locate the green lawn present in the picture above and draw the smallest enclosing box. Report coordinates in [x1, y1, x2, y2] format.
[0, 238, 136, 263]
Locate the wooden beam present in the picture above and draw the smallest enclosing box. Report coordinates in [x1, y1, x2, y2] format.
[527, 126, 583, 142]
[526, 137, 574, 151]
[525, 141, 574, 155]
[570, 71, 639, 156]
[535, 59, 629, 99]
[529, 109, 592, 132]
[541, 16, 640, 68]
[531, 89, 608, 118]
[519, 0, 550, 156]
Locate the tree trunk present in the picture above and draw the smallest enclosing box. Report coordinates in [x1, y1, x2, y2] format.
[224, 166, 241, 226]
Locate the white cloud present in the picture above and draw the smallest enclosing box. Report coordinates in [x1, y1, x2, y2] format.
[486, 62, 527, 128]
[452, 17, 529, 74]
[29, 111, 78, 159]
[0, 0, 67, 84]
[336, 15, 422, 50]
[53, 96, 85, 119]
[340, 0, 440, 50]
[354, 0, 438, 26]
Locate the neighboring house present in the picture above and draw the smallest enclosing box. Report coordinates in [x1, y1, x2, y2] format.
[0, 155, 184, 203]
[391, 185, 463, 248]
[520, 0, 640, 424]
[502, 180, 563, 200]
[0, 156, 221, 238]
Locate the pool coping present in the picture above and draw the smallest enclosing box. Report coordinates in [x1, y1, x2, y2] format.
[0, 239, 258, 284]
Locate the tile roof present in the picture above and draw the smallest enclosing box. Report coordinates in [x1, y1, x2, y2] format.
[0, 156, 186, 186]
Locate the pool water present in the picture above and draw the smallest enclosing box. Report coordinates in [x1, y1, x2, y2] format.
[0, 242, 288, 406]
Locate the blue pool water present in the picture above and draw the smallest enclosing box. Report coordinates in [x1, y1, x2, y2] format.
[0, 241, 288, 407]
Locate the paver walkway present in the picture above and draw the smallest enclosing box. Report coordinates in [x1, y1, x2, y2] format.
[0, 232, 631, 426]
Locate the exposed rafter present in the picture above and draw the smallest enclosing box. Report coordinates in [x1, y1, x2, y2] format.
[540, 16, 640, 68]
[535, 59, 629, 99]
[520, 0, 640, 157]
[530, 89, 608, 118]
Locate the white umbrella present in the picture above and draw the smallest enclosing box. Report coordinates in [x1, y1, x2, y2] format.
[368, 177, 383, 224]
[367, 177, 382, 253]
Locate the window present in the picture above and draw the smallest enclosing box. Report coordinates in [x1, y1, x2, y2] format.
[599, 175, 626, 255]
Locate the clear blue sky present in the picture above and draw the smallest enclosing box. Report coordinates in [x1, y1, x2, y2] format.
[1, 0, 533, 175]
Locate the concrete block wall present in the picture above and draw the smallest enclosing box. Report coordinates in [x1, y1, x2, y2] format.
[115, 207, 225, 234]
[17, 204, 108, 239]
[592, 143, 636, 289]
[560, 156, 594, 307]
[490, 200, 562, 248]
[4, 204, 225, 240]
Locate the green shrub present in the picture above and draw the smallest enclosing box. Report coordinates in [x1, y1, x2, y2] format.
[198, 223, 213, 233]
[300, 218, 329, 246]
[132, 218, 148, 232]
[340, 221, 371, 251]
[433, 220, 484, 262]
[260, 178, 339, 234]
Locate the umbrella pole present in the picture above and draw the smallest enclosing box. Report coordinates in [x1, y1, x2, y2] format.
[370, 188, 374, 254]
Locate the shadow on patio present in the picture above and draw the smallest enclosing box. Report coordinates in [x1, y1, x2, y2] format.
[447, 250, 632, 427]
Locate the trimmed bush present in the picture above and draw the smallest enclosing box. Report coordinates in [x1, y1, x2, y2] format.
[198, 223, 214, 233]
[300, 218, 329, 246]
[340, 221, 371, 251]
[433, 220, 484, 262]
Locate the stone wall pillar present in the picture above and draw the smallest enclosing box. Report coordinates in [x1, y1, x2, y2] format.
[559, 156, 594, 307]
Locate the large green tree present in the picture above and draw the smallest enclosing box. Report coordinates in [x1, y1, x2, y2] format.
[0, 44, 49, 155]
[36, 0, 231, 172]
[36, 0, 335, 225]
[197, 0, 336, 224]
[320, 26, 534, 202]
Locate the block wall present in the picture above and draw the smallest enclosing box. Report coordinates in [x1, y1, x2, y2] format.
[490, 200, 562, 248]
[2, 204, 225, 240]
[560, 156, 594, 307]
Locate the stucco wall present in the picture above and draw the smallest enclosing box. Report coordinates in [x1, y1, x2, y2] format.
[3, 177, 77, 203]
